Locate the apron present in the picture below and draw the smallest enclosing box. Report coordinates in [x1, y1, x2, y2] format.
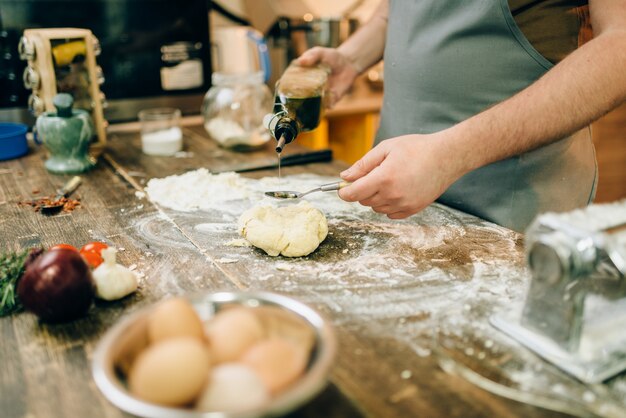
[376, 0, 597, 232]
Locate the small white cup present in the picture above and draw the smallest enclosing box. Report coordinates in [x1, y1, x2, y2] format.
[138, 108, 183, 156]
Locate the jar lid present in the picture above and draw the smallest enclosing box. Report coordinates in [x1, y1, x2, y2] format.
[53, 93, 74, 118]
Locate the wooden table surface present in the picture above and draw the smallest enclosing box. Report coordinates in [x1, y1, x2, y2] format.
[0, 125, 575, 418]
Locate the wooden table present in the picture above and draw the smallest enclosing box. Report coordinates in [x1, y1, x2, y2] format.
[0, 125, 574, 418]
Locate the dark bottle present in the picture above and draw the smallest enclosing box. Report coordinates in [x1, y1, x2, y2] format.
[264, 64, 328, 152]
[273, 95, 322, 133]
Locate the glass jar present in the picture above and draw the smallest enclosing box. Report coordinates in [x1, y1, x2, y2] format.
[138, 107, 182, 156]
[202, 71, 272, 150]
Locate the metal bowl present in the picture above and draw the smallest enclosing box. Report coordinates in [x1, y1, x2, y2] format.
[92, 291, 337, 418]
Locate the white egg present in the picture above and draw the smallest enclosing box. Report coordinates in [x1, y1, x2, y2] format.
[195, 363, 269, 412]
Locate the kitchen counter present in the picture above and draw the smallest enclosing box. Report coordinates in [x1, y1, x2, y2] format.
[0, 124, 578, 418]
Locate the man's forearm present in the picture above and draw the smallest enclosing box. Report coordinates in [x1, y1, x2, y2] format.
[337, 0, 388, 73]
[447, 1, 626, 177]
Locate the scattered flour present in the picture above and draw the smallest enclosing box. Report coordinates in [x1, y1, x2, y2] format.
[541, 198, 626, 232]
[132, 183, 624, 415]
[216, 257, 238, 264]
[144, 170, 365, 217]
[225, 238, 252, 247]
[145, 169, 253, 211]
[275, 263, 293, 271]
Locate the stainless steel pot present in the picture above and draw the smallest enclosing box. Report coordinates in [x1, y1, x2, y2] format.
[267, 17, 359, 87]
[304, 17, 359, 50]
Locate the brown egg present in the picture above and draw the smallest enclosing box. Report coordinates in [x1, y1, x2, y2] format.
[241, 338, 308, 394]
[205, 307, 264, 363]
[148, 298, 205, 343]
[129, 337, 211, 406]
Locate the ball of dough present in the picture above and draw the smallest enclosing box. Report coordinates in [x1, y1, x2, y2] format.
[238, 201, 328, 257]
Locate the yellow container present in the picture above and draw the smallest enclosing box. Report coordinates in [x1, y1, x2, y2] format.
[52, 40, 87, 67]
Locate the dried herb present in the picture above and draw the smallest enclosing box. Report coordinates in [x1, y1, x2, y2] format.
[19, 196, 81, 213]
[0, 249, 31, 316]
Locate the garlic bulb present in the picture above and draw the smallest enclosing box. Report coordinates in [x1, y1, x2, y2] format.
[93, 247, 138, 301]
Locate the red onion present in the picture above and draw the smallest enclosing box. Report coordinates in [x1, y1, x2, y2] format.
[17, 248, 95, 322]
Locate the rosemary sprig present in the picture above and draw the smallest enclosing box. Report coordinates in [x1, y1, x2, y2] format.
[0, 249, 30, 317]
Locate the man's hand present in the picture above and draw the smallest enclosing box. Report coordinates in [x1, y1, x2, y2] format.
[295, 47, 360, 108]
[293, 1, 389, 107]
[337, 133, 466, 219]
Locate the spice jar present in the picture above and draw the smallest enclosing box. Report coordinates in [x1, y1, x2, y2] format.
[35, 93, 95, 173]
[202, 71, 272, 150]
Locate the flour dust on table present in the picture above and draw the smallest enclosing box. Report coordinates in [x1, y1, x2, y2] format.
[145, 169, 253, 213]
[145, 170, 364, 217]
[140, 171, 528, 350]
[136, 170, 626, 415]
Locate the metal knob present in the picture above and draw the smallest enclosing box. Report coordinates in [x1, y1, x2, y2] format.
[527, 231, 598, 284]
[95, 65, 105, 85]
[92, 92, 108, 109]
[18, 36, 35, 60]
[28, 93, 45, 115]
[92, 37, 102, 56]
[528, 240, 566, 285]
[22, 66, 40, 90]
[100, 92, 108, 109]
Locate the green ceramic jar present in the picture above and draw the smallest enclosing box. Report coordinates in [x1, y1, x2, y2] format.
[36, 93, 95, 174]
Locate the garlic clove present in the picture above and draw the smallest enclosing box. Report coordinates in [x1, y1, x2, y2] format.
[93, 247, 138, 301]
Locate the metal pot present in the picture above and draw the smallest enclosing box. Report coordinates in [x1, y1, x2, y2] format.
[266, 17, 359, 87]
[306, 17, 359, 49]
[292, 17, 359, 57]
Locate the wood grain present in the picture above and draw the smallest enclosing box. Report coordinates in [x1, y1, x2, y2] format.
[0, 125, 584, 418]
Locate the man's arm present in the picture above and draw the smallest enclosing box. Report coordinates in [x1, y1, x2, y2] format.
[336, 0, 388, 74]
[339, 0, 626, 218]
[449, 0, 626, 173]
[296, 0, 388, 106]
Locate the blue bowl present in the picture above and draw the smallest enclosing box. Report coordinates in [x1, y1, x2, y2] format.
[0, 122, 29, 161]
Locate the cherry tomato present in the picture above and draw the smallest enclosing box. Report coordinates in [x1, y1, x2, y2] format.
[80, 242, 108, 254]
[79, 241, 108, 268]
[49, 244, 79, 252]
[80, 251, 104, 269]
